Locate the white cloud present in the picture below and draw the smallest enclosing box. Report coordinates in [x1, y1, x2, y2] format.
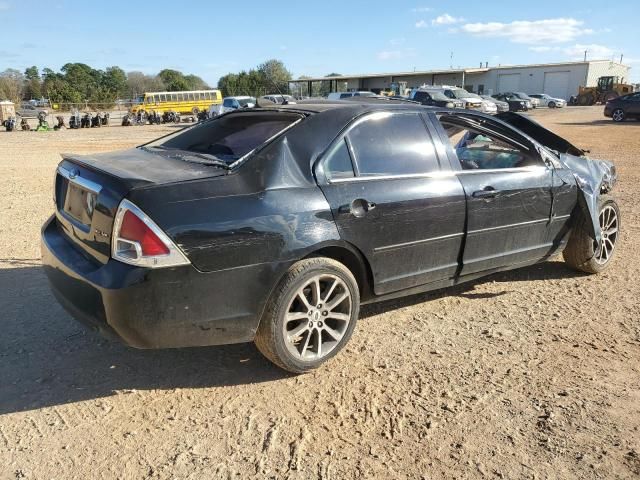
[564, 43, 614, 59]
[461, 18, 593, 45]
[411, 7, 432, 13]
[529, 46, 554, 52]
[415, 19, 427, 28]
[377, 48, 416, 61]
[432, 14, 463, 25]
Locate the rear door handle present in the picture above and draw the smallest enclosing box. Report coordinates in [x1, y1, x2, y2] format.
[472, 187, 500, 199]
[338, 199, 376, 218]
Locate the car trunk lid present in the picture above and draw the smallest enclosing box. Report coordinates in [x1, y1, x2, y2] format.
[54, 148, 227, 264]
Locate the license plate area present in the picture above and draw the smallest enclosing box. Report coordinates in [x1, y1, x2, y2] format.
[56, 166, 103, 232]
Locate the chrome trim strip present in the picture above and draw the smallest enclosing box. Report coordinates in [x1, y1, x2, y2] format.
[378, 262, 459, 284]
[468, 215, 570, 235]
[57, 166, 103, 194]
[329, 171, 455, 184]
[327, 166, 548, 184]
[464, 242, 554, 265]
[374, 232, 464, 253]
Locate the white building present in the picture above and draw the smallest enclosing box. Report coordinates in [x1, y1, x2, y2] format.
[292, 60, 631, 101]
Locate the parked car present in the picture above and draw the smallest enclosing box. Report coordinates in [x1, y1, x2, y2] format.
[409, 89, 464, 108]
[17, 103, 47, 118]
[481, 95, 509, 113]
[529, 94, 566, 108]
[467, 93, 497, 114]
[42, 102, 619, 373]
[492, 93, 530, 111]
[417, 85, 483, 110]
[603, 92, 640, 122]
[262, 94, 296, 104]
[506, 92, 539, 108]
[208, 96, 255, 117]
[327, 91, 377, 100]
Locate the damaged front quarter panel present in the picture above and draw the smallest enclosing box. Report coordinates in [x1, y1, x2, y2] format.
[559, 153, 617, 249]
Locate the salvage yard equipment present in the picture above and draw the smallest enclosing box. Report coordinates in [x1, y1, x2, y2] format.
[0, 101, 16, 131]
[573, 76, 634, 105]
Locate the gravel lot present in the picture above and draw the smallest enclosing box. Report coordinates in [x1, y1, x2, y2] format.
[1, 107, 639, 479]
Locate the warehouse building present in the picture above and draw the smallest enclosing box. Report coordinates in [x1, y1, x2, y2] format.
[291, 60, 630, 101]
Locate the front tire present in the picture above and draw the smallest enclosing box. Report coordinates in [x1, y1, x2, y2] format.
[549, 101, 556, 108]
[612, 108, 625, 122]
[563, 197, 620, 274]
[255, 258, 360, 373]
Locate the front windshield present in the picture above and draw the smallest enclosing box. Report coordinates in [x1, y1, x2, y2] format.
[450, 89, 472, 99]
[146, 111, 302, 165]
[238, 97, 256, 107]
[431, 92, 452, 101]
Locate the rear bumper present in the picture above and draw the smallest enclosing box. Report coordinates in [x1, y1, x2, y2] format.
[41, 215, 285, 348]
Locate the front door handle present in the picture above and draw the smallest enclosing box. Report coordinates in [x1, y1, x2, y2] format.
[338, 198, 376, 218]
[472, 187, 500, 199]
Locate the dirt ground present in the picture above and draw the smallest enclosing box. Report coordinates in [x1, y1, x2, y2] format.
[1, 107, 639, 480]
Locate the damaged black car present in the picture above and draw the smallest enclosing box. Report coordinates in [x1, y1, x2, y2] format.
[41, 102, 620, 373]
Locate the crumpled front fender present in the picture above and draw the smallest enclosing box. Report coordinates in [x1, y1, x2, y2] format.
[559, 153, 617, 248]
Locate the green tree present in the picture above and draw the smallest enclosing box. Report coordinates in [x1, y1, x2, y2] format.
[158, 69, 190, 91]
[23, 66, 42, 100]
[0, 69, 24, 103]
[257, 59, 291, 94]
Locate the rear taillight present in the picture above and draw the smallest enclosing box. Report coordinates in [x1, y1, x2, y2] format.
[112, 199, 189, 268]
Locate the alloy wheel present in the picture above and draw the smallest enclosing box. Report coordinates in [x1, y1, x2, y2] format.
[283, 274, 352, 361]
[594, 205, 619, 265]
[612, 109, 625, 122]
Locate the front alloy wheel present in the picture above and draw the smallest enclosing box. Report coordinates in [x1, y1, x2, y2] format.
[255, 258, 360, 373]
[612, 109, 625, 122]
[594, 204, 619, 265]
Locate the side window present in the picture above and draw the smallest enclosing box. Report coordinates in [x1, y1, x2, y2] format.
[443, 90, 455, 99]
[223, 99, 233, 108]
[340, 93, 351, 99]
[439, 116, 539, 170]
[413, 91, 430, 103]
[324, 139, 355, 180]
[347, 112, 440, 176]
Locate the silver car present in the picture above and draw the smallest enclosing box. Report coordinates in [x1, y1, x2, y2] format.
[529, 94, 566, 108]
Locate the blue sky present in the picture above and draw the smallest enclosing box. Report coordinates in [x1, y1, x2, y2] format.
[2, 0, 638, 83]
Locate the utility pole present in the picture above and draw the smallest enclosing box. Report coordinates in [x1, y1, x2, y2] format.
[584, 50, 587, 62]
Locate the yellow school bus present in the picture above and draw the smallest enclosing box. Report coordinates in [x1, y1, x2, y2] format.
[131, 89, 222, 115]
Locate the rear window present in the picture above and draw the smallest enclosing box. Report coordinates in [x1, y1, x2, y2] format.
[148, 111, 303, 164]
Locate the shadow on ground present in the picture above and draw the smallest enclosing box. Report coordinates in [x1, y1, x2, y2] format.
[0, 259, 580, 415]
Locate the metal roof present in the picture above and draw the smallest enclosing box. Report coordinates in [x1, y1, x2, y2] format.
[291, 60, 626, 83]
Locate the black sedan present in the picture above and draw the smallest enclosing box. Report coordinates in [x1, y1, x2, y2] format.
[410, 90, 464, 109]
[492, 93, 529, 112]
[604, 92, 640, 122]
[42, 102, 620, 373]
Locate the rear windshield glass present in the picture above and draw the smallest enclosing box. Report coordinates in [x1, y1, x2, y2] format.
[148, 111, 303, 164]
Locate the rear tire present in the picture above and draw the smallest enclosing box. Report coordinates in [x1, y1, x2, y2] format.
[255, 258, 360, 373]
[563, 196, 620, 274]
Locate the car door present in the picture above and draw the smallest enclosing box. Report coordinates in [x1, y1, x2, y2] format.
[433, 112, 565, 276]
[627, 93, 640, 116]
[315, 110, 466, 295]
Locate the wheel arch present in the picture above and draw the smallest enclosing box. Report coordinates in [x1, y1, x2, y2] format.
[303, 241, 375, 301]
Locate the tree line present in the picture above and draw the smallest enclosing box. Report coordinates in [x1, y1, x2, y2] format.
[0, 58, 340, 107]
[0, 64, 209, 107]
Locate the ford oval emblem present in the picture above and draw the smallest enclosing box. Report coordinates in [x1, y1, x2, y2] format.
[69, 169, 79, 180]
